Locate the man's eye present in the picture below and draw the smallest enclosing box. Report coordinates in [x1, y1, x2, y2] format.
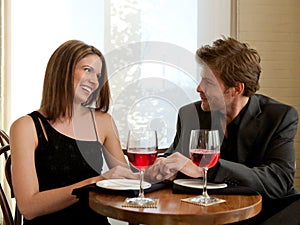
[203, 79, 215, 86]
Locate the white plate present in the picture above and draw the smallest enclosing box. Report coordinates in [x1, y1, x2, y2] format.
[174, 179, 227, 189]
[96, 179, 151, 190]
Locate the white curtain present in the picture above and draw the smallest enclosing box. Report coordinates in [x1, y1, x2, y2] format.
[1, 1, 15, 222]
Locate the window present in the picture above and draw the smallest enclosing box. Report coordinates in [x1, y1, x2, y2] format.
[9, 0, 231, 148]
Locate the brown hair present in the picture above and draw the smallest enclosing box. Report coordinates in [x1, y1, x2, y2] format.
[196, 37, 261, 97]
[41, 40, 110, 121]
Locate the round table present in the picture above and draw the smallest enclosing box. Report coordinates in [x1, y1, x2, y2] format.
[89, 188, 262, 225]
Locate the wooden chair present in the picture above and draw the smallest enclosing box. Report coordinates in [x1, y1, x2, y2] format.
[0, 129, 22, 225]
[0, 129, 9, 145]
[0, 144, 14, 225]
[0, 129, 9, 158]
[5, 154, 22, 225]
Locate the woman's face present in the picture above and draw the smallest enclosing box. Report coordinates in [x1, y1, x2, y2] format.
[73, 54, 102, 104]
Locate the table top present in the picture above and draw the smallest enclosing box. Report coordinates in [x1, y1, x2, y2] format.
[89, 187, 262, 225]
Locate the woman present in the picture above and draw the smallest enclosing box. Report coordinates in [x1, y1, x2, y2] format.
[10, 40, 138, 225]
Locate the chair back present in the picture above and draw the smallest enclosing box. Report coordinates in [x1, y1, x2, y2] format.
[0, 145, 15, 225]
[0, 129, 9, 160]
[0, 129, 9, 147]
[0, 129, 22, 225]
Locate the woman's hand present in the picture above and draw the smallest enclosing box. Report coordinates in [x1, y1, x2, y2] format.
[101, 165, 139, 180]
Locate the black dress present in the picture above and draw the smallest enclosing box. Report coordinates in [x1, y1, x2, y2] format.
[23, 111, 110, 225]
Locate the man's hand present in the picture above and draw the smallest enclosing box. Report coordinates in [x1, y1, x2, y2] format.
[145, 152, 203, 183]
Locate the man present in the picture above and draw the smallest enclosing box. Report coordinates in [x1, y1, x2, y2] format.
[152, 37, 299, 224]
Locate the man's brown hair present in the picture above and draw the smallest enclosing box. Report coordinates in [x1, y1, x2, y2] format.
[196, 37, 261, 97]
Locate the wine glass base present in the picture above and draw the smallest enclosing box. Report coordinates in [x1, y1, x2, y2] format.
[189, 195, 225, 206]
[125, 197, 157, 207]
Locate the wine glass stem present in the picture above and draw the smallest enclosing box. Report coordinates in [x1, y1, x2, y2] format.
[202, 168, 209, 198]
[138, 170, 145, 198]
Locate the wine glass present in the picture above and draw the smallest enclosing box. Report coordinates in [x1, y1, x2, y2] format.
[125, 130, 158, 206]
[189, 129, 221, 205]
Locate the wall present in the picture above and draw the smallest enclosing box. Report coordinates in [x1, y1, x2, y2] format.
[237, 0, 300, 190]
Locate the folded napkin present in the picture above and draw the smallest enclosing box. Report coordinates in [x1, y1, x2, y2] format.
[72, 181, 171, 200]
[172, 182, 259, 195]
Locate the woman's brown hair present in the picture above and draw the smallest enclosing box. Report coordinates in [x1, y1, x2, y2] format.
[196, 37, 261, 97]
[41, 40, 110, 121]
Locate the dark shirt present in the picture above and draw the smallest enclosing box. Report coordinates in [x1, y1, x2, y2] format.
[221, 100, 249, 162]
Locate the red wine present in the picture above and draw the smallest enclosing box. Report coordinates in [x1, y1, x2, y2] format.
[127, 150, 158, 171]
[190, 149, 220, 168]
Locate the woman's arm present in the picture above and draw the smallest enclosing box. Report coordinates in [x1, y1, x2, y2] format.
[10, 115, 136, 220]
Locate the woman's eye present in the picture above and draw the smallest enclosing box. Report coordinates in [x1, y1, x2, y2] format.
[84, 67, 91, 72]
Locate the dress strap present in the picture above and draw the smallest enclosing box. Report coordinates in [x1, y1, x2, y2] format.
[28, 111, 48, 144]
[29, 110, 99, 142]
[89, 108, 99, 142]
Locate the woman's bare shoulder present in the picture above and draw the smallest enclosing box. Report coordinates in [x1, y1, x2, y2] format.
[10, 114, 35, 135]
[11, 114, 33, 127]
[94, 111, 113, 122]
[94, 111, 118, 136]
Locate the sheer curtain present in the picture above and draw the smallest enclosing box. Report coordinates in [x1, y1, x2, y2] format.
[0, 1, 4, 223]
[105, 0, 231, 148]
[105, 0, 198, 148]
[0, 0, 5, 130]
[1, 0, 13, 223]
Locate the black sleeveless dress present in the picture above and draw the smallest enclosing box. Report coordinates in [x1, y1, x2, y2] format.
[23, 111, 110, 225]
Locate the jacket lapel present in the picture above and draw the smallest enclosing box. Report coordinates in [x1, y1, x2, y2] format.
[237, 95, 262, 162]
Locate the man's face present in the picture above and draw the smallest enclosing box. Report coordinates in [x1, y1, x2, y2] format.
[196, 67, 227, 113]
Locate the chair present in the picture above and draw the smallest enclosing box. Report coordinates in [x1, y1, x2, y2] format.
[0, 129, 22, 225]
[0, 129, 9, 158]
[0, 145, 15, 225]
[5, 154, 22, 225]
[0, 129, 9, 145]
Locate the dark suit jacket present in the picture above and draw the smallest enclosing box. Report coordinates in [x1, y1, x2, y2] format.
[166, 94, 298, 200]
